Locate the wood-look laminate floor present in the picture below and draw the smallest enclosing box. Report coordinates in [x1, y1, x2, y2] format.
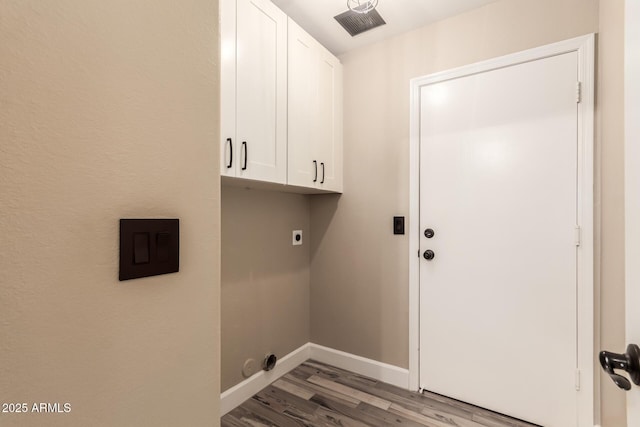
[221, 360, 539, 427]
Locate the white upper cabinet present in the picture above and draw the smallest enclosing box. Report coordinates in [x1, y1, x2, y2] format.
[287, 18, 343, 192]
[220, 0, 287, 184]
[221, 2, 342, 193]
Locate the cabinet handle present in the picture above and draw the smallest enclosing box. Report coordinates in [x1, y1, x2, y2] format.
[241, 141, 247, 171]
[313, 160, 318, 182]
[321, 162, 325, 184]
[226, 138, 233, 168]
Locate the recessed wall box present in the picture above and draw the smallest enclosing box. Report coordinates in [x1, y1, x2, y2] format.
[119, 219, 179, 281]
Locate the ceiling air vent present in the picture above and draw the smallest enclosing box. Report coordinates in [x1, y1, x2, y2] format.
[334, 8, 386, 37]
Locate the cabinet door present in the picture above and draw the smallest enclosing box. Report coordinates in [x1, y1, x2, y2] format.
[236, 0, 287, 183]
[287, 18, 318, 188]
[287, 19, 343, 192]
[316, 50, 343, 192]
[220, 0, 237, 177]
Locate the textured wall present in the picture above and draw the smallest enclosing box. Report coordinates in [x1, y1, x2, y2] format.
[310, 0, 625, 425]
[0, 1, 221, 426]
[221, 187, 310, 391]
[597, 0, 627, 425]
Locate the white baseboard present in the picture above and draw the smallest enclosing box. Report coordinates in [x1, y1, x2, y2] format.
[308, 343, 410, 389]
[220, 342, 410, 416]
[220, 343, 311, 415]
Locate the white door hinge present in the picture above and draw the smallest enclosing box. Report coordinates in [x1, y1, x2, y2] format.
[575, 226, 581, 247]
[576, 81, 582, 104]
[575, 369, 581, 391]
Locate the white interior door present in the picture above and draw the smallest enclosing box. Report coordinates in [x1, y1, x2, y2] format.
[419, 53, 580, 426]
[626, 0, 640, 424]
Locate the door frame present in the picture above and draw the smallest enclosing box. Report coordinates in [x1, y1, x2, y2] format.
[408, 34, 596, 426]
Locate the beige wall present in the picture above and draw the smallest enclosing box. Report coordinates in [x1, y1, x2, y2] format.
[597, 0, 626, 425]
[311, 0, 626, 425]
[221, 187, 310, 391]
[0, 1, 221, 426]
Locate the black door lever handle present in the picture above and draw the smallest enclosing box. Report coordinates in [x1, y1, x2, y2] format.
[599, 344, 640, 390]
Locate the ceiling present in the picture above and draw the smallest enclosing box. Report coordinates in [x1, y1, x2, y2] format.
[271, 0, 499, 56]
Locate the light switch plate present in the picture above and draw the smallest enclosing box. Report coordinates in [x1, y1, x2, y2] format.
[292, 230, 302, 246]
[119, 219, 179, 281]
[393, 216, 405, 235]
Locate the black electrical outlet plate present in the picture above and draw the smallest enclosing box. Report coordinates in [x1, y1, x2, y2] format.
[119, 219, 179, 281]
[393, 216, 405, 235]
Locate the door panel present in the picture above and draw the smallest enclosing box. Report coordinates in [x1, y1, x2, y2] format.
[316, 52, 342, 192]
[287, 18, 343, 192]
[287, 19, 317, 187]
[236, 0, 287, 183]
[419, 53, 579, 426]
[220, 0, 236, 176]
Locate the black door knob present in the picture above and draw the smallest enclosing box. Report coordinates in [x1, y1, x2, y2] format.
[424, 228, 435, 238]
[599, 344, 640, 390]
[423, 250, 435, 260]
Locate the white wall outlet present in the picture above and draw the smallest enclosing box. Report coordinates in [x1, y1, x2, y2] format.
[292, 230, 303, 246]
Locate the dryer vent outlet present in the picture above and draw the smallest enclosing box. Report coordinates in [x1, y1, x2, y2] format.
[263, 353, 277, 371]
